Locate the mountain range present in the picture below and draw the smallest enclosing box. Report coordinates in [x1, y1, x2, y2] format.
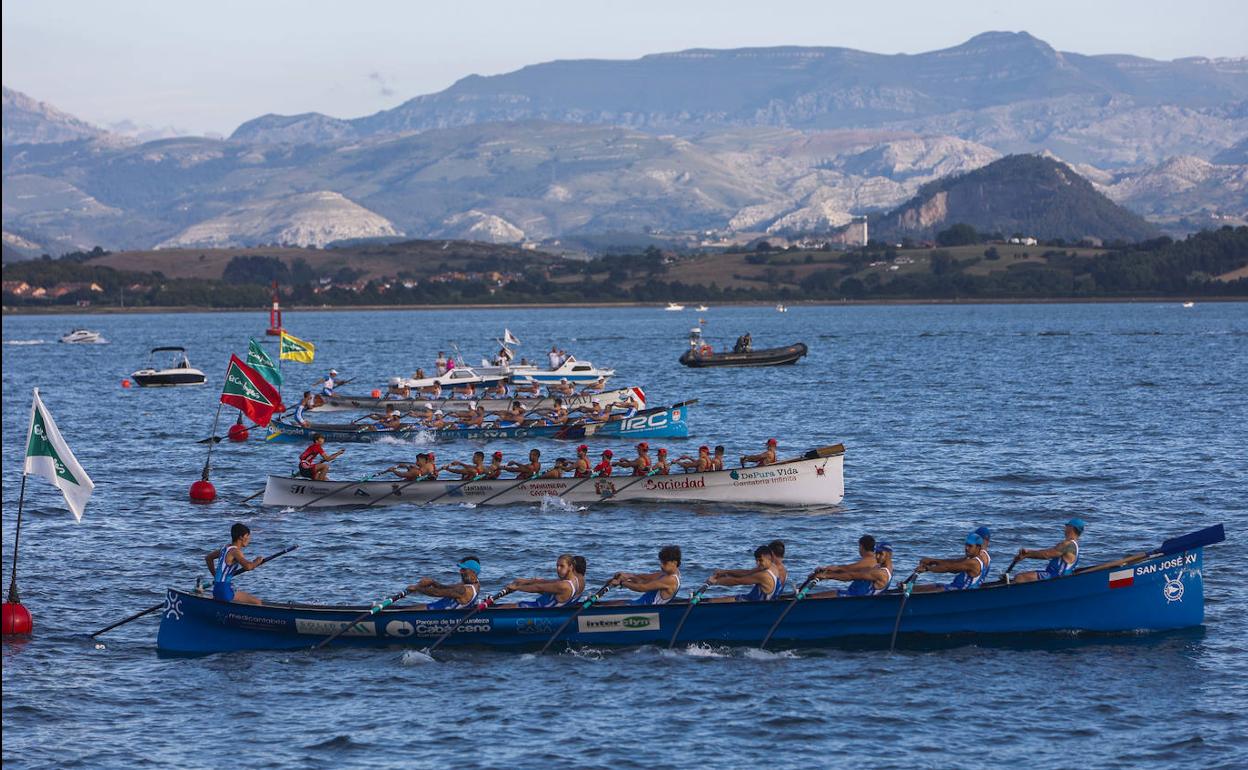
[3, 32, 1246, 257]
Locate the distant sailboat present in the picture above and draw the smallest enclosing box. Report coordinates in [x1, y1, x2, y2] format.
[1182, 302, 1195, 308]
[696, 304, 709, 311]
[665, 302, 685, 311]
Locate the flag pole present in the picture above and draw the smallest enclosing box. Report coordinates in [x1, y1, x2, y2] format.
[7, 474, 28, 603]
[203, 402, 224, 477]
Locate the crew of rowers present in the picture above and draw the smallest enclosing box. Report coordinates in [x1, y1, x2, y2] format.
[386, 374, 611, 402]
[349, 391, 641, 432]
[210, 519, 1087, 607]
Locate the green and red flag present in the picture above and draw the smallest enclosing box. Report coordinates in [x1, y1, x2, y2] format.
[221, 354, 284, 426]
[247, 338, 283, 387]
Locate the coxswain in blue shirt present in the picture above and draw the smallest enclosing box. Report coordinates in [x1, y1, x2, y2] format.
[408, 557, 483, 610]
[705, 544, 783, 602]
[915, 532, 988, 592]
[204, 523, 265, 605]
[603, 545, 683, 606]
[508, 554, 586, 608]
[1013, 518, 1084, 583]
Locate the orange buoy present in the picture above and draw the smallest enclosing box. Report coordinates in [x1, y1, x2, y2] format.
[121, 379, 131, 388]
[227, 423, 249, 442]
[189, 479, 217, 502]
[371, 389, 382, 398]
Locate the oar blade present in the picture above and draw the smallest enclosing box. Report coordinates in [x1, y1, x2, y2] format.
[1158, 524, 1225, 556]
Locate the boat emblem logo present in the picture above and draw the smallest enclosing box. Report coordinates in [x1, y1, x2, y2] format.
[816, 467, 825, 476]
[729, 471, 740, 480]
[1163, 572, 1184, 603]
[594, 480, 616, 496]
[163, 591, 183, 620]
[385, 620, 415, 637]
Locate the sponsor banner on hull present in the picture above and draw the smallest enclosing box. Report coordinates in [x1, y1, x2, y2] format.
[577, 613, 661, 633]
[294, 618, 377, 637]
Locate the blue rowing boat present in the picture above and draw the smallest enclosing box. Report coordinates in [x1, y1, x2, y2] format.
[267, 401, 692, 443]
[155, 525, 1223, 655]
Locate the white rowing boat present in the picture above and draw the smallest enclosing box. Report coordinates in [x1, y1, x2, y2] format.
[311, 387, 644, 413]
[262, 444, 845, 508]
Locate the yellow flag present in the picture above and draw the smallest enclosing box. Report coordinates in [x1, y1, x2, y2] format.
[279, 331, 315, 363]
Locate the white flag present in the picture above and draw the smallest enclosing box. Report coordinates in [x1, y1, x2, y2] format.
[24, 389, 94, 522]
[503, 328, 520, 346]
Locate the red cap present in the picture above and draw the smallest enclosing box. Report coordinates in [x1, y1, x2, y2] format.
[493, 451, 503, 458]
[577, 444, 589, 453]
[658, 447, 668, 455]
[637, 442, 649, 450]
[428, 452, 435, 459]
[767, 438, 778, 446]
[602, 449, 613, 457]
[699, 445, 709, 453]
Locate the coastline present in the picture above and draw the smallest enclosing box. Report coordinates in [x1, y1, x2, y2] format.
[3, 296, 1244, 315]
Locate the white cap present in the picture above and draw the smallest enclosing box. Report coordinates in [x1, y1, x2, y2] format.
[329, 369, 338, 375]
[517, 403, 527, 411]
[434, 409, 444, 416]
[592, 398, 601, 405]
[424, 402, 433, 410]
[468, 400, 477, 409]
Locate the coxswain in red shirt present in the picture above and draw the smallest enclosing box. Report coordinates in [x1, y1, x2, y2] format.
[298, 434, 343, 481]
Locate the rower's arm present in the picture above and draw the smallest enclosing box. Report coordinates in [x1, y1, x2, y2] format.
[919, 556, 980, 576]
[232, 550, 264, 572]
[1020, 542, 1071, 560]
[621, 573, 672, 593]
[816, 564, 874, 580]
[204, 550, 217, 575]
[417, 583, 471, 601]
[507, 578, 570, 598]
[711, 572, 765, 588]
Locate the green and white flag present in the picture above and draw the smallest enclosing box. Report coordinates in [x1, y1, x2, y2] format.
[247, 338, 283, 387]
[24, 388, 94, 522]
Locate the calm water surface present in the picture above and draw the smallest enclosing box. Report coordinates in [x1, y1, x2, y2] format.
[3, 303, 1246, 769]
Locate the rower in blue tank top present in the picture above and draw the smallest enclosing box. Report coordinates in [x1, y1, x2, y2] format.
[914, 532, 988, 591]
[508, 554, 585, 607]
[203, 523, 265, 605]
[602, 545, 683, 606]
[973, 526, 993, 582]
[1013, 518, 1085, 583]
[408, 557, 483, 610]
[704, 545, 783, 602]
[814, 539, 894, 597]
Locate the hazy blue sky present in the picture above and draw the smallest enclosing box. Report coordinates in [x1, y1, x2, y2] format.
[3, 0, 1244, 136]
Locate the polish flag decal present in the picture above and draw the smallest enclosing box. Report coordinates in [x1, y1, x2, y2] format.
[1108, 569, 1135, 589]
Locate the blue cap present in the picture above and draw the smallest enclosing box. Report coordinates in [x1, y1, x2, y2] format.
[874, 541, 893, 554]
[457, 559, 481, 574]
[965, 533, 984, 546]
[1065, 518, 1086, 534]
[974, 526, 992, 541]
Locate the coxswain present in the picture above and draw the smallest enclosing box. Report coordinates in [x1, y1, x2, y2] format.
[504, 448, 542, 479]
[1011, 518, 1084, 584]
[298, 434, 342, 480]
[811, 536, 892, 596]
[604, 546, 682, 606]
[674, 445, 712, 473]
[409, 557, 481, 609]
[615, 442, 652, 476]
[573, 444, 592, 477]
[653, 448, 671, 475]
[444, 450, 487, 481]
[593, 449, 614, 476]
[740, 438, 778, 467]
[484, 450, 505, 479]
[317, 369, 340, 396]
[508, 554, 584, 608]
[204, 523, 265, 605]
[705, 545, 783, 602]
[914, 532, 988, 592]
[712, 445, 726, 471]
[541, 458, 576, 478]
[293, 391, 315, 427]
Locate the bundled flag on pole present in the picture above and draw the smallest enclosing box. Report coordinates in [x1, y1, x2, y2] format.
[221, 354, 285, 426]
[503, 328, 521, 347]
[247, 338, 283, 387]
[279, 331, 315, 364]
[25, 389, 94, 522]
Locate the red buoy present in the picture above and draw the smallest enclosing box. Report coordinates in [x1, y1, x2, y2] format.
[121, 379, 131, 388]
[227, 423, 250, 442]
[189, 479, 217, 503]
[2, 602, 33, 636]
[371, 389, 382, 398]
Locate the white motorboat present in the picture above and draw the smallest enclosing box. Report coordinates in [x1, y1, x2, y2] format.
[1182, 302, 1195, 308]
[60, 329, 106, 344]
[665, 302, 685, 311]
[131, 347, 206, 387]
[776, 303, 788, 313]
[696, 305, 709, 311]
[506, 356, 616, 385]
[389, 366, 509, 394]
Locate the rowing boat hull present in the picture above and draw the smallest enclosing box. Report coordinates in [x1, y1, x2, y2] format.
[155, 547, 1207, 655]
[261, 450, 844, 508]
[312, 387, 644, 413]
[268, 402, 689, 443]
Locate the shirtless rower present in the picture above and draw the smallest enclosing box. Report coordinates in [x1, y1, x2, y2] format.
[456, 404, 488, 429]
[444, 450, 487, 480]
[387, 383, 412, 400]
[298, 434, 343, 481]
[552, 378, 576, 397]
[516, 380, 542, 398]
[408, 557, 482, 610]
[491, 400, 530, 428]
[603, 546, 682, 606]
[541, 458, 576, 478]
[740, 438, 778, 467]
[504, 448, 542, 479]
[1011, 518, 1084, 584]
[615, 442, 652, 476]
[204, 523, 265, 605]
[538, 397, 569, 426]
[386, 453, 432, 481]
[675, 445, 712, 473]
[811, 536, 892, 596]
[508, 554, 585, 608]
[486, 379, 510, 399]
[705, 545, 784, 603]
[712, 445, 726, 471]
[768, 539, 789, 591]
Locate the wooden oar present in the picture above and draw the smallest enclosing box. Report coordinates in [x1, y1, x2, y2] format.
[887, 571, 920, 653]
[578, 467, 659, 511]
[759, 572, 819, 650]
[311, 587, 409, 651]
[538, 581, 615, 654]
[1001, 554, 1024, 585]
[667, 582, 712, 649]
[295, 467, 388, 511]
[90, 545, 298, 638]
[425, 586, 514, 656]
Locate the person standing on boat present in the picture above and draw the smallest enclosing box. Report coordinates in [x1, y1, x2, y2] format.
[813, 538, 893, 596]
[435, 351, 447, 376]
[299, 434, 343, 481]
[508, 554, 584, 608]
[444, 450, 487, 481]
[674, 445, 712, 473]
[605, 546, 682, 606]
[504, 448, 542, 479]
[706, 545, 783, 602]
[712, 445, 726, 471]
[204, 523, 264, 605]
[915, 532, 988, 591]
[573, 445, 592, 477]
[318, 369, 339, 396]
[594, 449, 614, 476]
[615, 442, 652, 476]
[740, 438, 778, 467]
[409, 557, 481, 609]
[1012, 518, 1084, 583]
